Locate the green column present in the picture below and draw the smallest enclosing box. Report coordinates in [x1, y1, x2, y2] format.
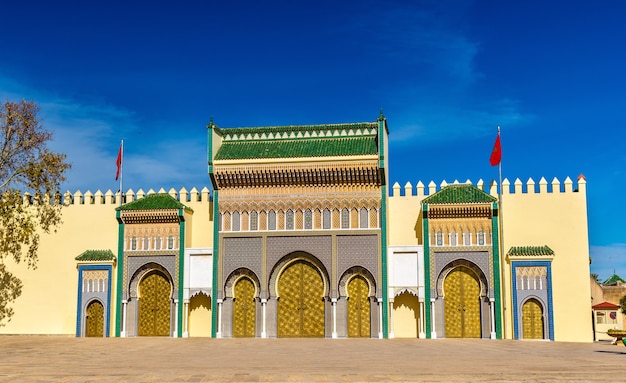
[423, 205, 431, 338]
[211, 190, 219, 338]
[492, 202, 503, 339]
[115, 211, 124, 337]
[178, 210, 185, 337]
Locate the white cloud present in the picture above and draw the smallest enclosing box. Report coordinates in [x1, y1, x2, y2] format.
[590, 244, 626, 282]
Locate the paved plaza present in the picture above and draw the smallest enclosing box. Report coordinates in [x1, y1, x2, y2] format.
[0, 336, 624, 382]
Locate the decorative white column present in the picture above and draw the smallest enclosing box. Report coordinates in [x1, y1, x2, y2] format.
[183, 299, 189, 338]
[388, 298, 395, 339]
[261, 299, 267, 338]
[378, 298, 383, 339]
[490, 298, 496, 339]
[419, 301, 426, 338]
[331, 298, 337, 339]
[173, 299, 179, 337]
[216, 299, 223, 338]
[430, 299, 437, 338]
[121, 300, 128, 338]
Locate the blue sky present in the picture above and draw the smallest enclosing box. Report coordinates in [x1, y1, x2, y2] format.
[1, 1, 624, 281]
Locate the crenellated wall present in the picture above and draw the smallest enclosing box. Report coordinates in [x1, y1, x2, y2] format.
[387, 175, 591, 342]
[0, 187, 215, 335]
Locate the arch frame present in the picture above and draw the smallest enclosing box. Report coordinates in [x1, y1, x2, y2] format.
[268, 251, 330, 299]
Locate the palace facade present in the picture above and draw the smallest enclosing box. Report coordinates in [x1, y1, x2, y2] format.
[1, 114, 592, 341]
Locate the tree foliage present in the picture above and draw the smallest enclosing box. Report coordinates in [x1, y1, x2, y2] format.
[620, 295, 626, 315]
[0, 100, 71, 325]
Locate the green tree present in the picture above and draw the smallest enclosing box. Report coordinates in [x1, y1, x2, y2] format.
[620, 295, 626, 315]
[0, 100, 71, 325]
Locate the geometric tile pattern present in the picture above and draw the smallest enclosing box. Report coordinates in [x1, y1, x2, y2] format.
[277, 261, 325, 337]
[223, 237, 263, 290]
[138, 271, 171, 336]
[347, 275, 370, 337]
[337, 235, 379, 294]
[443, 266, 481, 338]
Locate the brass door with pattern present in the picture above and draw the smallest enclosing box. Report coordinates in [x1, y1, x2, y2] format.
[233, 277, 256, 337]
[348, 275, 370, 337]
[138, 271, 171, 336]
[85, 300, 104, 337]
[444, 266, 481, 338]
[278, 261, 325, 337]
[522, 298, 544, 339]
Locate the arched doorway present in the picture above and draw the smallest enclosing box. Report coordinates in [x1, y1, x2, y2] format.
[522, 298, 544, 339]
[85, 300, 104, 337]
[138, 270, 171, 336]
[393, 291, 420, 338]
[277, 260, 324, 337]
[233, 277, 256, 337]
[444, 266, 481, 338]
[347, 275, 370, 337]
[188, 293, 211, 337]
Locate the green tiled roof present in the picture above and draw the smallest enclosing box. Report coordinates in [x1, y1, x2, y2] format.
[75, 249, 115, 262]
[507, 246, 555, 257]
[116, 194, 191, 211]
[603, 273, 625, 286]
[215, 136, 377, 160]
[421, 184, 497, 204]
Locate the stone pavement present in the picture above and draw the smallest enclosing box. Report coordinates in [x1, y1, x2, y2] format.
[0, 336, 624, 382]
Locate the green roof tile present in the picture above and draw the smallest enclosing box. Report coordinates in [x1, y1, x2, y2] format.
[506, 245, 555, 257]
[75, 249, 115, 262]
[603, 273, 625, 286]
[215, 136, 378, 160]
[422, 184, 497, 204]
[116, 194, 191, 211]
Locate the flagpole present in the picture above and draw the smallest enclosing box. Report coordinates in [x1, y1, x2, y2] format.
[119, 139, 124, 206]
[496, 126, 508, 339]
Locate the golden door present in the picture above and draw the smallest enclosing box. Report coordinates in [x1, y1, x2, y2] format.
[85, 300, 104, 337]
[522, 299, 544, 339]
[348, 276, 370, 337]
[278, 261, 324, 337]
[138, 271, 171, 336]
[233, 277, 255, 337]
[444, 266, 481, 338]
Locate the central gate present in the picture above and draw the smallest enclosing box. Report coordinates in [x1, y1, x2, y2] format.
[233, 277, 256, 337]
[138, 271, 171, 336]
[444, 266, 481, 338]
[277, 260, 324, 337]
[522, 298, 544, 339]
[348, 275, 370, 337]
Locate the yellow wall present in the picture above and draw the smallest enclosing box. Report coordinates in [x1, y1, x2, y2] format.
[501, 177, 591, 342]
[0, 189, 214, 335]
[1, 196, 118, 335]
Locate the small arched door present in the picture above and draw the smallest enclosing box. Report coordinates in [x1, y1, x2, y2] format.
[138, 270, 171, 336]
[347, 275, 370, 337]
[444, 266, 481, 338]
[85, 300, 104, 337]
[522, 298, 544, 339]
[233, 277, 256, 337]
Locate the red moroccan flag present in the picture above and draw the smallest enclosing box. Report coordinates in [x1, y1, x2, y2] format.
[490, 133, 501, 166]
[115, 142, 122, 180]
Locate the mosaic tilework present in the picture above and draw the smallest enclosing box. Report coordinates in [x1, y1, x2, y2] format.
[266, 236, 332, 284]
[337, 235, 379, 292]
[222, 237, 263, 288]
[125, 255, 177, 299]
[431, 251, 492, 298]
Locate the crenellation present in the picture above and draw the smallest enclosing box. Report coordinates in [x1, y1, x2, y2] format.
[388, 176, 585, 199]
